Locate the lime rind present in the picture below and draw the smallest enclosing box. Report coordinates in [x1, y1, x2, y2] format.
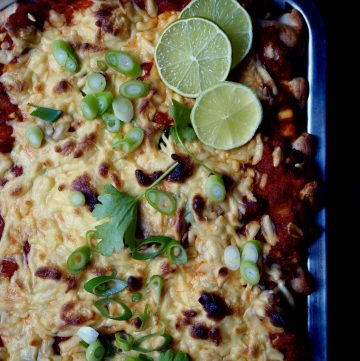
[155, 18, 232, 98]
[181, 0, 253, 68]
[191, 82, 263, 150]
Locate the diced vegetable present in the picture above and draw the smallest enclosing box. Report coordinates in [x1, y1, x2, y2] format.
[165, 241, 188, 265]
[240, 260, 260, 285]
[132, 236, 172, 260]
[94, 298, 132, 320]
[119, 80, 149, 99]
[85, 340, 105, 361]
[84, 276, 127, 296]
[147, 275, 164, 303]
[81, 94, 99, 120]
[132, 332, 172, 353]
[205, 174, 226, 202]
[241, 240, 262, 263]
[52, 40, 79, 73]
[67, 246, 91, 275]
[28, 103, 62, 122]
[145, 189, 177, 216]
[112, 97, 134, 123]
[224, 245, 241, 271]
[25, 125, 44, 148]
[105, 50, 141, 77]
[112, 128, 144, 153]
[96, 92, 113, 115]
[102, 112, 122, 133]
[77, 327, 99, 345]
[114, 332, 134, 351]
[69, 191, 86, 207]
[85, 73, 107, 94]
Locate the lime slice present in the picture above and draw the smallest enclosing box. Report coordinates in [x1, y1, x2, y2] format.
[181, 0, 253, 68]
[191, 82, 263, 150]
[155, 18, 232, 98]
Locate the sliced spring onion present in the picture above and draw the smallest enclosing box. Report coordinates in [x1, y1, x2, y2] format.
[223, 245, 241, 271]
[94, 297, 132, 321]
[205, 174, 226, 202]
[241, 240, 262, 263]
[86, 230, 95, 243]
[240, 260, 261, 285]
[84, 276, 127, 296]
[77, 326, 99, 345]
[86, 339, 105, 361]
[105, 50, 141, 77]
[114, 332, 134, 351]
[52, 40, 78, 73]
[96, 91, 113, 115]
[112, 97, 134, 123]
[112, 128, 144, 153]
[180, 127, 197, 142]
[81, 94, 99, 120]
[67, 246, 91, 275]
[138, 303, 150, 331]
[102, 112, 122, 133]
[25, 125, 44, 148]
[80, 340, 89, 348]
[28, 103, 62, 122]
[69, 191, 86, 207]
[132, 332, 173, 353]
[145, 189, 177, 216]
[132, 292, 142, 302]
[119, 80, 149, 99]
[165, 240, 188, 265]
[132, 236, 172, 260]
[174, 351, 190, 361]
[97, 60, 108, 72]
[85, 73, 107, 94]
[147, 275, 164, 304]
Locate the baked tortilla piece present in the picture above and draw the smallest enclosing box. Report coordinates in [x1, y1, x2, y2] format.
[0, 1, 321, 360]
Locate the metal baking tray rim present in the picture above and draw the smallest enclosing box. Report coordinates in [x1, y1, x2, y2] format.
[286, 1, 327, 360]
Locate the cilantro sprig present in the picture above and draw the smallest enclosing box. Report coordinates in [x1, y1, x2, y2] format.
[170, 100, 219, 176]
[92, 162, 179, 256]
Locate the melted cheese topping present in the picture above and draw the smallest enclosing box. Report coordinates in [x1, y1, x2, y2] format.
[0, 1, 284, 360]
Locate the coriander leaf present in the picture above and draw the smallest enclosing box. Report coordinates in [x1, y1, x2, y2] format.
[170, 100, 198, 143]
[174, 351, 190, 361]
[159, 350, 174, 361]
[170, 100, 191, 129]
[92, 184, 138, 256]
[28, 103, 62, 122]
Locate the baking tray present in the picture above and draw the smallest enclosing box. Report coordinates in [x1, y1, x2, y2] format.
[0, 0, 327, 360]
[285, 1, 328, 360]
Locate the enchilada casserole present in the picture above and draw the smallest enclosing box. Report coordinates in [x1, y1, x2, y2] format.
[0, 0, 322, 360]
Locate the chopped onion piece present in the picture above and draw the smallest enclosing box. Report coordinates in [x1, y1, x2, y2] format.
[112, 97, 134, 123]
[77, 326, 99, 345]
[224, 245, 241, 271]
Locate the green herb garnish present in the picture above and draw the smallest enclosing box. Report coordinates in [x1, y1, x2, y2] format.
[170, 100, 218, 175]
[28, 103, 62, 122]
[92, 162, 179, 256]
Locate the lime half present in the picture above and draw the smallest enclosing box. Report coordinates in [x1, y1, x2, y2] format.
[155, 18, 232, 98]
[181, 0, 252, 68]
[191, 82, 263, 150]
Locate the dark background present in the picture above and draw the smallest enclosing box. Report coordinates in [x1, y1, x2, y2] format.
[312, 0, 356, 360]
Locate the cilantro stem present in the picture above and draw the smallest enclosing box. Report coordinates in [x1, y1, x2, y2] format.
[174, 127, 219, 176]
[136, 162, 179, 201]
